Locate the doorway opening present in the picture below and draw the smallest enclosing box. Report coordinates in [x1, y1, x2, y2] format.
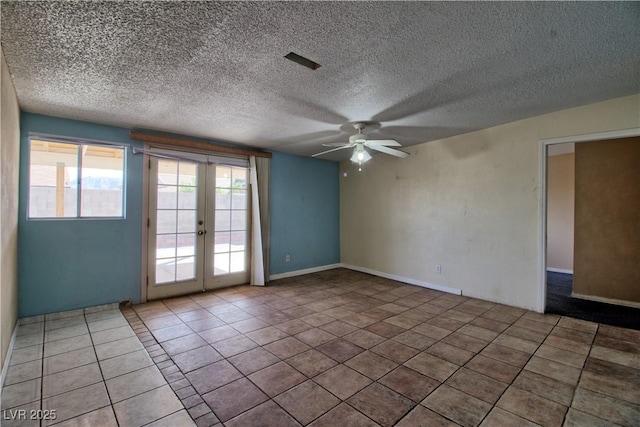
[545, 142, 575, 315]
[540, 129, 640, 329]
[147, 152, 250, 300]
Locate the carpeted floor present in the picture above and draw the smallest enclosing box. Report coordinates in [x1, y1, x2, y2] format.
[546, 272, 640, 330]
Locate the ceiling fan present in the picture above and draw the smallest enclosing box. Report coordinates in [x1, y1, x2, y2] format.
[312, 122, 409, 171]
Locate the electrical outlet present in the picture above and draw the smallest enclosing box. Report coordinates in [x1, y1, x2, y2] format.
[285, 254, 291, 263]
[436, 264, 441, 274]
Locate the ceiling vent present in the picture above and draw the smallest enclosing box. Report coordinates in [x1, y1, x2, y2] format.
[284, 52, 321, 70]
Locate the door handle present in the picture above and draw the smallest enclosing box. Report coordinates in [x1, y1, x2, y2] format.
[197, 230, 206, 235]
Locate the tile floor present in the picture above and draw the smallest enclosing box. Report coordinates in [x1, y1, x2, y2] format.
[1, 304, 194, 426]
[3, 268, 640, 426]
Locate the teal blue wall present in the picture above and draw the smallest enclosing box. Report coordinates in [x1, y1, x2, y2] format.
[18, 113, 144, 316]
[18, 113, 340, 316]
[269, 152, 340, 275]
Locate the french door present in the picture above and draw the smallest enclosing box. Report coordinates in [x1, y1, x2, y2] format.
[147, 154, 250, 300]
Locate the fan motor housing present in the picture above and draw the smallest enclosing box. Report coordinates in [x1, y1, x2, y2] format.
[349, 134, 370, 143]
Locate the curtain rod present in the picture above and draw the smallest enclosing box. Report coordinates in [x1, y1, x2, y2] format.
[129, 132, 272, 158]
[131, 147, 249, 168]
[29, 132, 130, 148]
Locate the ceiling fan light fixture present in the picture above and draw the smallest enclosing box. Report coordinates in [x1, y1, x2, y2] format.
[350, 145, 371, 171]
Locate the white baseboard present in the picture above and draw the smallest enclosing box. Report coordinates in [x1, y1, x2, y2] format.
[340, 264, 462, 295]
[571, 292, 640, 309]
[268, 262, 462, 296]
[547, 268, 573, 275]
[269, 263, 342, 281]
[1, 322, 19, 392]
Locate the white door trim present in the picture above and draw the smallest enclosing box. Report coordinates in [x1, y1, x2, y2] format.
[537, 127, 640, 313]
[140, 148, 150, 303]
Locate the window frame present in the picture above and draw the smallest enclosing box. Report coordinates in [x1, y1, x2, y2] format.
[27, 136, 128, 220]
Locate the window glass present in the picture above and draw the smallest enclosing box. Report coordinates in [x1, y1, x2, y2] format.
[29, 139, 125, 219]
[29, 141, 78, 218]
[80, 145, 124, 217]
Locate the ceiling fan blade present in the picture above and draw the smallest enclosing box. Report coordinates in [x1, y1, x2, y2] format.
[366, 144, 410, 158]
[275, 130, 344, 148]
[321, 143, 350, 147]
[312, 144, 354, 158]
[365, 139, 401, 147]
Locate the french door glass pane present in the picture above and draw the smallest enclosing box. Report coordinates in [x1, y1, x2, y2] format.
[214, 253, 230, 275]
[230, 252, 245, 273]
[157, 211, 177, 234]
[230, 231, 246, 251]
[178, 234, 196, 257]
[176, 256, 196, 281]
[231, 211, 246, 230]
[215, 210, 231, 231]
[232, 168, 247, 188]
[156, 259, 176, 284]
[214, 232, 230, 253]
[156, 234, 177, 258]
[155, 159, 198, 284]
[178, 190, 196, 209]
[215, 189, 231, 209]
[157, 185, 177, 209]
[177, 210, 196, 233]
[179, 163, 197, 186]
[231, 189, 247, 209]
[216, 167, 232, 186]
[158, 160, 178, 185]
[213, 166, 248, 276]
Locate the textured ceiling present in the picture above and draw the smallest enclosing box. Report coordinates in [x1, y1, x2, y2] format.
[2, 2, 639, 160]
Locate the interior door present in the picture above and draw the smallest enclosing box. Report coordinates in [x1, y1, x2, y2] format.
[147, 153, 250, 300]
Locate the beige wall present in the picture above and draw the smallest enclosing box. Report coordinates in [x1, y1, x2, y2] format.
[573, 137, 640, 303]
[546, 153, 574, 272]
[1, 48, 20, 373]
[341, 94, 640, 311]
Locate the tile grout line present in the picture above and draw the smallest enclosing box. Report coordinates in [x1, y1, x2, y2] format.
[14, 272, 628, 427]
[39, 319, 45, 427]
[398, 303, 580, 426]
[275, 292, 465, 424]
[562, 321, 600, 426]
[396, 300, 514, 426]
[136, 295, 466, 426]
[381, 298, 479, 426]
[127, 301, 361, 426]
[83, 311, 120, 427]
[469, 308, 545, 426]
[37, 307, 164, 426]
[484, 314, 600, 425]
[121, 305, 213, 426]
[41, 310, 120, 426]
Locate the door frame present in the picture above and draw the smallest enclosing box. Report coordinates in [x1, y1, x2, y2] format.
[203, 164, 251, 290]
[147, 156, 207, 300]
[140, 142, 252, 303]
[537, 127, 640, 313]
[141, 148, 150, 303]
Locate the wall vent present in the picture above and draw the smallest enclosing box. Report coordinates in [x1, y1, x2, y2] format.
[284, 52, 321, 70]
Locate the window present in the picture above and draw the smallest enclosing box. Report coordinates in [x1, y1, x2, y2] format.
[29, 139, 126, 218]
